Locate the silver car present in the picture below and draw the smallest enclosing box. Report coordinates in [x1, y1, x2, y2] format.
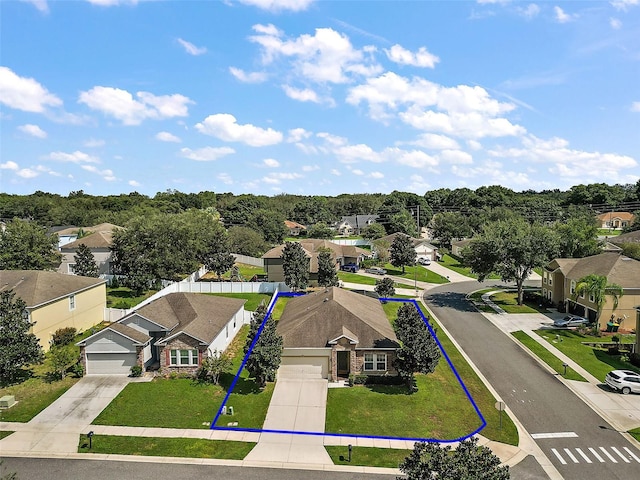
[365, 267, 387, 275]
[553, 314, 590, 328]
[605, 370, 640, 394]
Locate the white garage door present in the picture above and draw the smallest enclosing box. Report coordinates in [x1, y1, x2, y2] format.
[86, 352, 136, 375]
[279, 356, 329, 379]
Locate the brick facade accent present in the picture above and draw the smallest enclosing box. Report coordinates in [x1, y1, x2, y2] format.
[158, 334, 207, 376]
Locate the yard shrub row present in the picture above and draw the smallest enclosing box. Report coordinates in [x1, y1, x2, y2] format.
[348, 374, 405, 386]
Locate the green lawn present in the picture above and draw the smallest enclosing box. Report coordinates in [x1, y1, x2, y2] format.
[382, 263, 449, 284]
[534, 330, 639, 382]
[439, 254, 501, 280]
[325, 445, 411, 468]
[337, 271, 417, 290]
[512, 331, 586, 381]
[0, 431, 14, 440]
[201, 263, 266, 282]
[269, 295, 293, 320]
[489, 291, 544, 314]
[78, 434, 255, 459]
[206, 293, 272, 312]
[629, 427, 640, 442]
[106, 287, 158, 309]
[598, 229, 621, 236]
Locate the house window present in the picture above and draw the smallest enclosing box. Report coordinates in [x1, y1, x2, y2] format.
[543, 273, 547, 284]
[364, 353, 387, 371]
[170, 349, 198, 366]
[233, 316, 236, 329]
[69, 294, 76, 310]
[589, 293, 595, 303]
[67, 263, 76, 274]
[548, 276, 552, 286]
[570, 281, 576, 295]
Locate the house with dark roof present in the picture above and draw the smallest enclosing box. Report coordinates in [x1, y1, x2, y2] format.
[609, 229, 640, 246]
[77, 293, 247, 375]
[335, 214, 379, 236]
[58, 223, 122, 276]
[0, 270, 106, 351]
[277, 287, 399, 381]
[542, 252, 640, 332]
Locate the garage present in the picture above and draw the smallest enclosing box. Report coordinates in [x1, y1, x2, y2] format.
[280, 353, 329, 379]
[86, 352, 137, 375]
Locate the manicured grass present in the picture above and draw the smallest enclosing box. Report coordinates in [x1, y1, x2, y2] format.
[629, 427, 640, 442]
[534, 330, 639, 382]
[439, 254, 501, 280]
[0, 431, 14, 440]
[337, 272, 417, 290]
[382, 264, 449, 284]
[489, 291, 541, 314]
[269, 295, 293, 320]
[511, 331, 587, 382]
[207, 293, 272, 312]
[598, 229, 621, 236]
[77, 434, 255, 459]
[325, 446, 410, 468]
[201, 263, 266, 282]
[106, 287, 158, 309]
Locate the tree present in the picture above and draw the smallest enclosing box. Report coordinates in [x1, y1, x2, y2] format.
[622, 210, 640, 233]
[49, 345, 78, 380]
[398, 437, 510, 480]
[374, 277, 395, 298]
[317, 249, 339, 287]
[202, 234, 235, 281]
[0, 290, 44, 384]
[463, 218, 559, 305]
[361, 222, 386, 240]
[574, 274, 624, 321]
[244, 303, 283, 388]
[429, 212, 474, 248]
[619, 242, 640, 261]
[73, 243, 99, 277]
[372, 239, 391, 265]
[554, 212, 601, 258]
[228, 226, 269, 257]
[393, 303, 440, 391]
[282, 241, 309, 291]
[197, 351, 233, 385]
[0, 218, 60, 270]
[390, 234, 417, 274]
[248, 209, 287, 244]
[388, 210, 418, 237]
[307, 222, 334, 239]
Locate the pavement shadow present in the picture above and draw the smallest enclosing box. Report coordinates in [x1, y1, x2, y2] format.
[424, 291, 478, 313]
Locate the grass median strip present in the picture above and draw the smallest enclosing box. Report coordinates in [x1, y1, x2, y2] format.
[511, 331, 586, 382]
[0, 431, 14, 440]
[77, 434, 255, 459]
[325, 446, 410, 468]
[629, 427, 640, 442]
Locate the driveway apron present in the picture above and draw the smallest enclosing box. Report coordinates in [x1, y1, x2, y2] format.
[244, 365, 332, 465]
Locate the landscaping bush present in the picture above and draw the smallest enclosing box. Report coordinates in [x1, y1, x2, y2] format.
[607, 346, 620, 355]
[51, 327, 77, 347]
[71, 363, 84, 378]
[630, 353, 640, 368]
[365, 375, 404, 386]
[130, 365, 143, 377]
[348, 374, 367, 386]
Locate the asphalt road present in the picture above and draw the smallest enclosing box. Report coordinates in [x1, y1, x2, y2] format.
[424, 280, 640, 480]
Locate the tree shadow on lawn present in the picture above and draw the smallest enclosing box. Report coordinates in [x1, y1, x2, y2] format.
[364, 381, 416, 396]
[593, 349, 640, 374]
[218, 372, 262, 395]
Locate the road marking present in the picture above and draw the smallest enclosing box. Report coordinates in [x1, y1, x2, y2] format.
[564, 448, 579, 463]
[551, 448, 567, 465]
[600, 447, 617, 463]
[623, 447, 640, 463]
[531, 432, 578, 439]
[611, 446, 631, 463]
[575, 448, 592, 463]
[588, 448, 605, 463]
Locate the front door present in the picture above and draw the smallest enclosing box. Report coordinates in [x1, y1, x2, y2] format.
[337, 351, 350, 377]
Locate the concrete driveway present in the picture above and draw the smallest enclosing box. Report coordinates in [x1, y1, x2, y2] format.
[0, 375, 132, 454]
[244, 365, 332, 465]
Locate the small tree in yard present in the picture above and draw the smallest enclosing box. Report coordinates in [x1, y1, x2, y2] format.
[73, 243, 99, 277]
[390, 234, 417, 274]
[202, 236, 235, 281]
[317, 249, 339, 287]
[393, 303, 440, 392]
[49, 345, 78, 380]
[0, 290, 44, 384]
[574, 274, 624, 322]
[282, 241, 309, 292]
[244, 303, 283, 388]
[398, 437, 509, 480]
[375, 277, 395, 299]
[197, 350, 233, 385]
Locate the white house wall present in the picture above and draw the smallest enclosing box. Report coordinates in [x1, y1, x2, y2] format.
[84, 330, 136, 354]
[208, 308, 245, 355]
[142, 344, 152, 363]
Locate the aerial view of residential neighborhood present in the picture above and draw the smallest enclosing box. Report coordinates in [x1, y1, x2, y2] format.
[1, 1, 639, 479]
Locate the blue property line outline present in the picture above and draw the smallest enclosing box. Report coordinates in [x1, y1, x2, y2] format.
[211, 292, 486, 443]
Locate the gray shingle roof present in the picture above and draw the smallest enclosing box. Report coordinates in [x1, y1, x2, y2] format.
[108, 322, 152, 345]
[610, 230, 640, 245]
[562, 252, 640, 288]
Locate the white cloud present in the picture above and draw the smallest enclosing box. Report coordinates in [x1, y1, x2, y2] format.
[287, 127, 312, 142]
[263, 158, 280, 167]
[180, 146, 236, 161]
[128, 180, 141, 187]
[18, 124, 47, 138]
[0, 67, 62, 113]
[369, 171, 384, 179]
[611, 0, 639, 11]
[177, 38, 207, 56]
[409, 133, 460, 150]
[35, 165, 61, 177]
[156, 131, 181, 142]
[440, 149, 473, 165]
[47, 151, 100, 164]
[84, 138, 105, 148]
[334, 144, 384, 163]
[609, 17, 622, 29]
[237, 0, 315, 12]
[350, 168, 364, 176]
[330, 169, 341, 176]
[554, 6, 577, 23]
[21, 0, 49, 13]
[217, 173, 234, 184]
[82, 165, 116, 181]
[262, 172, 303, 184]
[86, 0, 139, 6]
[631, 101, 640, 112]
[16, 168, 39, 179]
[1, 161, 19, 170]
[317, 132, 347, 146]
[195, 113, 283, 146]
[406, 174, 430, 193]
[229, 67, 267, 83]
[384, 44, 439, 68]
[79, 86, 193, 125]
[518, 3, 540, 19]
[302, 164, 320, 171]
[282, 85, 320, 103]
[388, 148, 438, 169]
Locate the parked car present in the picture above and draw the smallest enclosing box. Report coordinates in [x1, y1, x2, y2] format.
[365, 267, 387, 275]
[605, 370, 640, 394]
[553, 315, 590, 328]
[340, 263, 359, 273]
[418, 257, 431, 266]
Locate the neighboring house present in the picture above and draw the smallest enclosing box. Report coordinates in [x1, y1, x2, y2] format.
[49, 225, 80, 249]
[262, 239, 369, 282]
[335, 214, 379, 236]
[596, 212, 635, 230]
[277, 287, 399, 381]
[609, 229, 640, 246]
[542, 252, 640, 330]
[77, 293, 247, 375]
[0, 270, 106, 351]
[378, 233, 439, 262]
[451, 239, 473, 257]
[58, 223, 122, 276]
[284, 220, 307, 236]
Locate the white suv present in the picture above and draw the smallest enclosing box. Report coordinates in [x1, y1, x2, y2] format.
[605, 370, 640, 394]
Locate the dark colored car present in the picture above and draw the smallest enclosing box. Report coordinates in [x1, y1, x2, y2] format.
[340, 263, 359, 273]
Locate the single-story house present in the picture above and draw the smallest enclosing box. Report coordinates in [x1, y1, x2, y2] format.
[284, 220, 307, 236]
[596, 212, 635, 230]
[377, 233, 439, 262]
[48, 225, 79, 249]
[0, 270, 106, 351]
[609, 229, 640, 246]
[451, 239, 473, 257]
[58, 223, 121, 276]
[77, 293, 247, 375]
[335, 214, 379, 236]
[542, 252, 640, 332]
[276, 287, 400, 381]
[262, 239, 369, 283]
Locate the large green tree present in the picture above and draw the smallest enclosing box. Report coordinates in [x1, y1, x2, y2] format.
[307, 222, 334, 239]
[227, 226, 269, 257]
[201, 233, 235, 281]
[282, 242, 309, 291]
[317, 249, 339, 287]
[0, 290, 44, 384]
[390, 234, 417, 274]
[244, 303, 283, 388]
[554, 211, 601, 258]
[374, 277, 395, 298]
[73, 243, 99, 277]
[463, 217, 559, 305]
[429, 212, 474, 248]
[361, 222, 386, 240]
[574, 274, 624, 322]
[0, 218, 60, 270]
[248, 209, 287, 244]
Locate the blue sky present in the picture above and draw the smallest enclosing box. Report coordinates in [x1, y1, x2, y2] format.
[1, 0, 639, 197]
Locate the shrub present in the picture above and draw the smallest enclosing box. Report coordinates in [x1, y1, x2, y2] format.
[71, 363, 84, 378]
[130, 365, 143, 377]
[607, 346, 620, 355]
[364, 375, 404, 386]
[629, 353, 640, 368]
[51, 327, 77, 347]
[348, 374, 367, 386]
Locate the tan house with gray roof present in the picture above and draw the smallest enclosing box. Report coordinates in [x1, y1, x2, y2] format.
[0, 270, 106, 351]
[277, 287, 399, 381]
[58, 223, 122, 276]
[77, 293, 247, 375]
